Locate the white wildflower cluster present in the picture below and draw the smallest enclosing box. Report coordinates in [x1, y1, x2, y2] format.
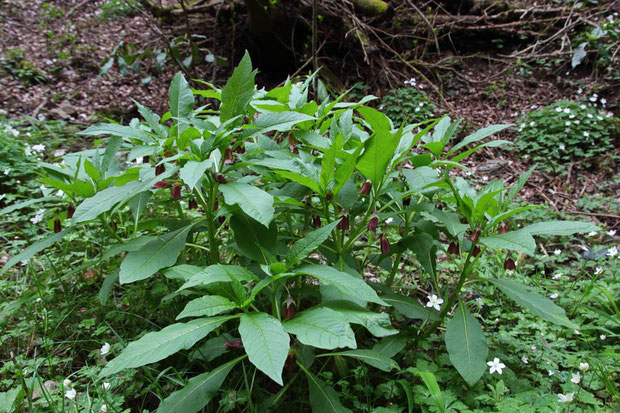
[403, 77, 417, 87]
[30, 209, 45, 224]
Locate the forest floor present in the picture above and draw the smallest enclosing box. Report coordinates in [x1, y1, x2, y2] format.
[1, 0, 618, 230]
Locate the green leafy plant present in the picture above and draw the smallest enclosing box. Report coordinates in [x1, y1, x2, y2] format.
[516, 100, 618, 171]
[0, 49, 47, 84]
[571, 13, 619, 80]
[381, 86, 437, 126]
[3, 52, 599, 411]
[100, 0, 140, 19]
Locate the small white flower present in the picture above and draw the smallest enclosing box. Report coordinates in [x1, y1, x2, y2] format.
[574, 120, 580, 125]
[600, 334, 606, 340]
[531, 345, 537, 352]
[590, 94, 598, 102]
[426, 294, 443, 311]
[594, 267, 603, 275]
[580, 104, 587, 109]
[63, 379, 71, 388]
[521, 356, 528, 364]
[583, 131, 589, 137]
[482, 176, 489, 181]
[569, 114, 576, 119]
[39, 184, 46, 191]
[102, 382, 111, 390]
[548, 370, 555, 376]
[555, 107, 563, 113]
[565, 121, 571, 126]
[53, 149, 66, 157]
[576, 88, 583, 94]
[385, 217, 393, 225]
[24, 145, 33, 156]
[529, 121, 536, 127]
[65, 388, 76, 400]
[100, 342, 111, 356]
[587, 113, 593, 118]
[101, 405, 107, 412]
[601, 98, 607, 105]
[558, 393, 574, 403]
[563, 108, 571, 114]
[574, 329, 581, 335]
[487, 358, 506, 375]
[579, 362, 589, 372]
[571, 372, 581, 384]
[554, 249, 561, 255]
[597, 115, 603, 120]
[475, 297, 483, 308]
[608, 230, 616, 236]
[135, 156, 143, 164]
[56, 190, 64, 197]
[30, 209, 45, 224]
[2, 168, 9, 175]
[552, 273, 562, 280]
[588, 231, 597, 237]
[205, 53, 215, 63]
[550, 293, 559, 299]
[607, 246, 618, 257]
[32, 144, 46, 153]
[559, 144, 565, 150]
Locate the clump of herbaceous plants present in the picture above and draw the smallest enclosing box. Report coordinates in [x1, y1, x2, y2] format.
[2, 51, 600, 412]
[515, 99, 618, 170]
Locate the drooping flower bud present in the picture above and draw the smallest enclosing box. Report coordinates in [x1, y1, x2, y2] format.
[66, 204, 75, 219]
[448, 242, 459, 255]
[360, 180, 371, 196]
[367, 215, 378, 232]
[155, 164, 165, 176]
[284, 352, 297, 373]
[224, 147, 233, 161]
[282, 296, 296, 320]
[325, 191, 333, 201]
[338, 214, 349, 231]
[213, 172, 228, 184]
[153, 180, 169, 189]
[171, 183, 181, 200]
[213, 198, 219, 211]
[498, 223, 508, 234]
[380, 234, 391, 254]
[143, 156, 149, 164]
[189, 199, 198, 210]
[472, 245, 481, 257]
[53, 218, 62, 233]
[402, 196, 411, 207]
[469, 229, 481, 243]
[312, 214, 322, 228]
[504, 257, 516, 270]
[224, 339, 242, 350]
[109, 221, 118, 232]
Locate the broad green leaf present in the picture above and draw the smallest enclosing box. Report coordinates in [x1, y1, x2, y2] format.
[372, 335, 408, 358]
[100, 315, 236, 377]
[0, 196, 57, 216]
[401, 232, 437, 278]
[283, 307, 356, 350]
[0, 387, 23, 413]
[490, 278, 577, 328]
[180, 264, 257, 290]
[503, 165, 534, 207]
[99, 271, 119, 305]
[220, 51, 256, 122]
[445, 304, 488, 386]
[480, 230, 536, 255]
[78, 123, 153, 143]
[303, 368, 352, 413]
[249, 111, 315, 135]
[274, 170, 320, 193]
[157, 357, 242, 413]
[176, 296, 237, 319]
[319, 134, 342, 192]
[323, 301, 397, 337]
[179, 160, 211, 190]
[285, 220, 340, 268]
[169, 72, 195, 123]
[239, 312, 290, 385]
[103, 236, 157, 260]
[296, 265, 387, 306]
[521, 221, 599, 237]
[134, 99, 167, 139]
[220, 183, 274, 227]
[447, 124, 511, 155]
[357, 106, 391, 131]
[333, 145, 363, 195]
[101, 136, 123, 175]
[377, 288, 436, 320]
[429, 209, 469, 237]
[120, 224, 194, 284]
[414, 371, 446, 413]
[323, 349, 399, 372]
[356, 129, 399, 187]
[2, 229, 69, 273]
[128, 191, 151, 220]
[73, 180, 142, 223]
[403, 167, 440, 192]
[229, 214, 277, 263]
